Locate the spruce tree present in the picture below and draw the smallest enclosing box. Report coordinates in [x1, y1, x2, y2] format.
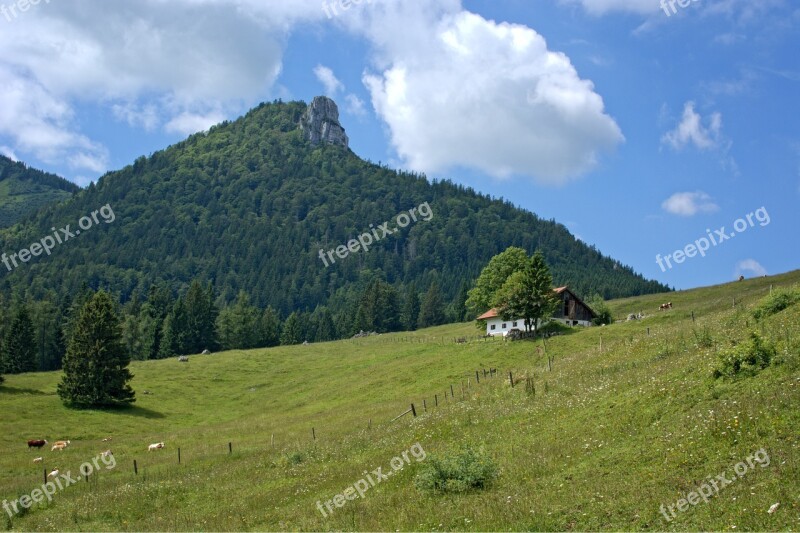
[4, 306, 36, 374]
[259, 306, 282, 347]
[401, 284, 420, 331]
[57, 291, 135, 407]
[280, 312, 303, 345]
[418, 281, 446, 328]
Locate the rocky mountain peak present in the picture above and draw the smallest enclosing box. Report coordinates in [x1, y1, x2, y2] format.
[299, 96, 349, 148]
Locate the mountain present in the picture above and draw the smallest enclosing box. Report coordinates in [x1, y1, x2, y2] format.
[0, 97, 668, 315]
[0, 156, 80, 228]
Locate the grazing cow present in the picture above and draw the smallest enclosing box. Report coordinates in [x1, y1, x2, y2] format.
[27, 439, 47, 450]
[101, 450, 113, 458]
[102, 437, 112, 442]
[178, 356, 189, 363]
[148, 442, 165, 452]
[659, 302, 673, 311]
[51, 440, 70, 451]
[48, 469, 60, 479]
[33, 457, 43, 463]
[739, 275, 745, 281]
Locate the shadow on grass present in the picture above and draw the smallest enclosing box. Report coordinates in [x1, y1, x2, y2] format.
[66, 404, 166, 419]
[0, 385, 51, 396]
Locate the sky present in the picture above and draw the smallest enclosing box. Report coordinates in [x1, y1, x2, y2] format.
[0, 0, 797, 291]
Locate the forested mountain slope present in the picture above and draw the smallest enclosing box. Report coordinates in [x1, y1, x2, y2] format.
[0, 99, 668, 315]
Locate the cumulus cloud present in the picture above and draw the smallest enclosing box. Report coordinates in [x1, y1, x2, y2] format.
[661, 191, 720, 217]
[345, 94, 367, 116]
[662, 102, 723, 151]
[736, 259, 767, 278]
[0, 0, 323, 179]
[313, 65, 344, 97]
[357, 6, 623, 184]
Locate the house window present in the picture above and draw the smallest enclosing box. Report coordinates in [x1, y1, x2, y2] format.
[502, 323, 507, 329]
[490, 324, 496, 330]
[512, 321, 518, 327]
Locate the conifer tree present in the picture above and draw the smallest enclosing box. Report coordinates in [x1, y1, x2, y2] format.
[3, 306, 36, 374]
[57, 291, 135, 407]
[418, 281, 446, 328]
[280, 312, 303, 346]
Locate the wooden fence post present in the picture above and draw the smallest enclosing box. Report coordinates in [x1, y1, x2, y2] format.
[411, 403, 417, 417]
[509, 371, 514, 388]
[43, 468, 47, 485]
[133, 460, 138, 475]
[450, 384, 455, 397]
[178, 447, 181, 464]
[692, 311, 695, 322]
[435, 394, 438, 407]
[476, 371, 480, 384]
[228, 442, 232, 454]
[312, 428, 316, 441]
[423, 399, 427, 412]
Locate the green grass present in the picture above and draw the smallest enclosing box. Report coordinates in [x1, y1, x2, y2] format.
[1, 272, 799, 531]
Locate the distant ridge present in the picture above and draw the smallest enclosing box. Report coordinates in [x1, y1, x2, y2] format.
[0, 156, 80, 228]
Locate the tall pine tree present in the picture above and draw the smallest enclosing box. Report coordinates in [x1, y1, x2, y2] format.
[57, 291, 135, 407]
[418, 281, 446, 329]
[3, 306, 36, 374]
[280, 312, 303, 346]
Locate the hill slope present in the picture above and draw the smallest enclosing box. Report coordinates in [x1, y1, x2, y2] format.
[0, 271, 797, 531]
[0, 156, 79, 228]
[0, 98, 667, 314]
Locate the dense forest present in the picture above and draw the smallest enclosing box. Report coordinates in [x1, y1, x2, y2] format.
[0, 99, 670, 373]
[0, 156, 80, 228]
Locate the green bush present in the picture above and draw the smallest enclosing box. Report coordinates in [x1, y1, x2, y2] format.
[753, 288, 800, 320]
[414, 447, 498, 493]
[713, 333, 776, 379]
[587, 295, 614, 326]
[692, 327, 714, 349]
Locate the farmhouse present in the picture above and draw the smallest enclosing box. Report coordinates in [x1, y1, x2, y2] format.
[477, 286, 596, 337]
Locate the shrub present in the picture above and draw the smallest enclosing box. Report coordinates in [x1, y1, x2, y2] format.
[713, 333, 776, 379]
[414, 447, 497, 493]
[587, 295, 613, 326]
[692, 327, 714, 349]
[753, 288, 800, 320]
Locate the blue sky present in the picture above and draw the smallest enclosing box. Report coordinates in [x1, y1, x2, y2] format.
[0, 0, 797, 290]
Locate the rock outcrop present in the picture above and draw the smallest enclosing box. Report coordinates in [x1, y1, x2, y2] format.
[299, 96, 349, 148]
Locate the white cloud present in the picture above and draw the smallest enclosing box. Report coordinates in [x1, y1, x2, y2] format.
[165, 111, 227, 136]
[313, 65, 344, 97]
[357, 6, 623, 184]
[661, 191, 720, 217]
[0, 0, 325, 179]
[0, 146, 18, 161]
[662, 102, 723, 151]
[344, 94, 367, 116]
[736, 259, 767, 278]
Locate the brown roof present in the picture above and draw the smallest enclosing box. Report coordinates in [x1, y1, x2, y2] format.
[476, 287, 572, 320]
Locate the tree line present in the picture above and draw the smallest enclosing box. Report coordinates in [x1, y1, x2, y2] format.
[0, 274, 457, 378]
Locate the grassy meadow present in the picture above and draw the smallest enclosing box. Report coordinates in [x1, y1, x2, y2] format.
[1, 271, 799, 531]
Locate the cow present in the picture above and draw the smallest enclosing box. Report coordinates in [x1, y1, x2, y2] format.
[659, 302, 673, 311]
[48, 469, 60, 479]
[33, 457, 43, 463]
[51, 440, 70, 451]
[739, 275, 745, 281]
[148, 442, 165, 452]
[102, 437, 112, 442]
[178, 356, 189, 363]
[27, 439, 47, 450]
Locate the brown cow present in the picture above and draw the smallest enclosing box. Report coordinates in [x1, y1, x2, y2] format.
[27, 439, 47, 450]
